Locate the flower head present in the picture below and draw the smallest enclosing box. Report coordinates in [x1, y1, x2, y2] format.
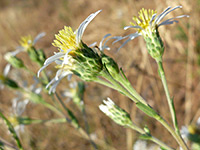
[19, 35, 34, 50]
[99, 97, 132, 126]
[13, 32, 46, 56]
[114, 6, 189, 61]
[38, 10, 102, 93]
[125, 6, 189, 36]
[8, 98, 29, 135]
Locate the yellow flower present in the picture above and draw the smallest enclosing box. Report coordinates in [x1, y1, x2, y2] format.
[114, 6, 189, 51]
[38, 10, 102, 93]
[131, 8, 157, 33]
[19, 35, 33, 50]
[52, 26, 77, 53]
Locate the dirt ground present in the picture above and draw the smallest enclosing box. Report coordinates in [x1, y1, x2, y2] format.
[0, 0, 199, 150]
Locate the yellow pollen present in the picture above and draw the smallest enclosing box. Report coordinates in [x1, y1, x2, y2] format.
[52, 26, 77, 53]
[19, 35, 33, 50]
[130, 8, 157, 32]
[8, 116, 19, 126]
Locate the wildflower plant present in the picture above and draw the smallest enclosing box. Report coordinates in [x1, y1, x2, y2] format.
[0, 5, 193, 150]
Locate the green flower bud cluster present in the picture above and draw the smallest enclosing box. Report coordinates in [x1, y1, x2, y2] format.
[143, 30, 164, 62]
[72, 43, 103, 81]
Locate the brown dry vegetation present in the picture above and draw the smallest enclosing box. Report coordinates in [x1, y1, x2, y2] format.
[0, 0, 200, 150]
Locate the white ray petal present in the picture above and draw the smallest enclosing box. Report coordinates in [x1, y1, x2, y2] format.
[3, 64, 11, 76]
[154, 6, 172, 24]
[155, 6, 182, 24]
[76, 10, 102, 44]
[33, 32, 46, 45]
[124, 25, 143, 30]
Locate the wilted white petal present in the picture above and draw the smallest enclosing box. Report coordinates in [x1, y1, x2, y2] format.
[37, 64, 49, 77]
[154, 6, 172, 24]
[3, 64, 11, 76]
[33, 32, 46, 45]
[55, 69, 63, 80]
[155, 6, 182, 24]
[47, 70, 72, 94]
[149, 13, 157, 25]
[12, 47, 25, 55]
[89, 42, 97, 47]
[62, 49, 72, 66]
[117, 38, 132, 51]
[46, 77, 56, 89]
[124, 25, 143, 30]
[158, 15, 189, 27]
[44, 52, 64, 65]
[99, 34, 111, 50]
[76, 10, 102, 43]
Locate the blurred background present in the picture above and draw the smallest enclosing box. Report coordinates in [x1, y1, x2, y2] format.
[0, 0, 200, 150]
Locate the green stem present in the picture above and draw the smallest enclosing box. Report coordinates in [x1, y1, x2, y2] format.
[100, 69, 188, 150]
[99, 69, 139, 103]
[157, 61, 179, 135]
[0, 111, 23, 150]
[158, 118, 188, 150]
[151, 136, 174, 150]
[115, 71, 148, 106]
[42, 102, 64, 117]
[128, 124, 174, 150]
[25, 118, 67, 125]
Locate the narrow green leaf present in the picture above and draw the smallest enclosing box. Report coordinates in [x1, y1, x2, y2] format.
[0, 111, 23, 150]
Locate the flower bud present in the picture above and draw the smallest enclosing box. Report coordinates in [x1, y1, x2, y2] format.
[99, 97, 133, 127]
[101, 54, 119, 78]
[0, 75, 19, 89]
[71, 43, 103, 81]
[4, 53, 25, 68]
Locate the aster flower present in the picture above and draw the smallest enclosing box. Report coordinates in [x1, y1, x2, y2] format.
[114, 6, 189, 60]
[14, 32, 46, 55]
[8, 98, 29, 136]
[38, 10, 102, 93]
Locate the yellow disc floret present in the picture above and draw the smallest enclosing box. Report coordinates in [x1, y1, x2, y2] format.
[8, 116, 19, 126]
[19, 35, 33, 50]
[52, 26, 77, 53]
[131, 8, 157, 32]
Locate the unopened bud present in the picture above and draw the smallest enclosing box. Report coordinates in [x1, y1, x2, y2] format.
[99, 97, 132, 127]
[0, 75, 19, 89]
[101, 54, 119, 79]
[4, 53, 25, 68]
